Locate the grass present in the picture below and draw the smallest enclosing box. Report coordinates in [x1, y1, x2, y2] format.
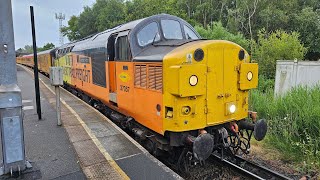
[249, 83, 320, 173]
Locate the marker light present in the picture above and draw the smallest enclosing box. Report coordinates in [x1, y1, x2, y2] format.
[229, 104, 236, 114]
[247, 71, 253, 81]
[189, 75, 198, 86]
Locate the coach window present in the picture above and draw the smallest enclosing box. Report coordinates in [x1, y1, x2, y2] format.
[161, 20, 183, 40]
[137, 22, 160, 46]
[184, 25, 199, 39]
[116, 36, 130, 61]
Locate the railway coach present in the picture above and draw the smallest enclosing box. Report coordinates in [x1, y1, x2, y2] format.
[16, 49, 56, 75]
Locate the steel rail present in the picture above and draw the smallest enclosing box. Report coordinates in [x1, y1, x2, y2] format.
[234, 155, 292, 180]
[212, 154, 292, 180]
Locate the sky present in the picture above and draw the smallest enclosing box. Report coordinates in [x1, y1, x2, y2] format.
[11, 0, 96, 49]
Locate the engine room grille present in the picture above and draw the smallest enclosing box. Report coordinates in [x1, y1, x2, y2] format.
[135, 64, 162, 92]
[148, 65, 162, 91]
[134, 65, 147, 88]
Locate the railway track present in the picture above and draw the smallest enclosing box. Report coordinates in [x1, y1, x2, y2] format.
[211, 153, 292, 180]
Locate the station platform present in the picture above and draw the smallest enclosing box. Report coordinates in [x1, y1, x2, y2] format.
[17, 64, 181, 180]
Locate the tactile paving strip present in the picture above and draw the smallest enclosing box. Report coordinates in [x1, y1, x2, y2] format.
[83, 161, 123, 180]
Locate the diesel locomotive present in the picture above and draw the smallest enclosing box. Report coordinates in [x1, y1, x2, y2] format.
[17, 14, 267, 169]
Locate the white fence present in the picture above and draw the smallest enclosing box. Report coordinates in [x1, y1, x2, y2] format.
[274, 60, 320, 95]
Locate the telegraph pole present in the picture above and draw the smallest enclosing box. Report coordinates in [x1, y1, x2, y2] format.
[0, 0, 26, 175]
[55, 13, 65, 45]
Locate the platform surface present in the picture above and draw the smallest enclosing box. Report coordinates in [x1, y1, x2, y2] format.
[18, 65, 182, 180]
[13, 65, 86, 179]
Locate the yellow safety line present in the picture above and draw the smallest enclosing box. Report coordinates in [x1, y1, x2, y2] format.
[20, 65, 129, 180]
[62, 84, 148, 153]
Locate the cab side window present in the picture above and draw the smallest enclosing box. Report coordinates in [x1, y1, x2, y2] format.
[116, 36, 130, 61]
[184, 25, 199, 39]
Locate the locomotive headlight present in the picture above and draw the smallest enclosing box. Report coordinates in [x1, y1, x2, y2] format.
[226, 102, 236, 115]
[247, 71, 253, 81]
[229, 104, 236, 114]
[189, 75, 198, 86]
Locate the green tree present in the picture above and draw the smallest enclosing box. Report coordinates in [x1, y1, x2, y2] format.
[96, 0, 126, 31]
[61, 16, 81, 41]
[195, 22, 250, 50]
[60, 0, 320, 60]
[23, 45, 34, 53]
[78, 6, 99, 38]
[125, 0, 182, 22]
[253, 29, 307, 79]
[39, 43, 55, 51]
[18, 43, 55, 54]
[291, 7, 320, 60]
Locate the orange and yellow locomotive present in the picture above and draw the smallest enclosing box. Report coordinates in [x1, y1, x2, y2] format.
[17, 14, 267, 166]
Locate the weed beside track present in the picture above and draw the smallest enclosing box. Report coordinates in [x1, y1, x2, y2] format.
[250, 85, 320, 173]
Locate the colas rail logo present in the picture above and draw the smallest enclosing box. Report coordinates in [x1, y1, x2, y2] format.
[119, 72, 131, 82]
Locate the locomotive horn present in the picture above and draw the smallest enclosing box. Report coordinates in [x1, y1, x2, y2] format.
[238, 119, 267, 141]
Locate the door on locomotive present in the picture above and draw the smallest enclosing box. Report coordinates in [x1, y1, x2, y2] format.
[107, 33, 118, 103]
[206, 45, 239, 125]
[114, 31, 134, 111]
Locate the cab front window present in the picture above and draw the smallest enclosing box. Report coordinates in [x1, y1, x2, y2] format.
[161, 20, 183, 40]
[137, 22, 160, 47]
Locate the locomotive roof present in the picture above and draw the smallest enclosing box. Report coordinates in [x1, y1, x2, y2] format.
[57, 14, 200, 60]
[70, 18, 145, 52]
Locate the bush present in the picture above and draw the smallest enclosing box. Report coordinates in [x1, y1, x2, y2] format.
[195, 22, 250, 50]
[252, 29, 307, 79]
[250, 86, 320, 172]
[257, 75, 275, 93]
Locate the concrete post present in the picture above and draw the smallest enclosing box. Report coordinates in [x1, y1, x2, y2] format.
[55, 86, 61, 126]
[0, 0, 26, 175]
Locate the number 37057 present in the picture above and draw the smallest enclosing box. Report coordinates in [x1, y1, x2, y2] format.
[120, 85, 130, 92]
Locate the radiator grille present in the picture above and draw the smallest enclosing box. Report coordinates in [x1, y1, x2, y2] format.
[148, 65, 162, 91]
[135, 64, 162, 92]
[134, 65, 147, 88]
